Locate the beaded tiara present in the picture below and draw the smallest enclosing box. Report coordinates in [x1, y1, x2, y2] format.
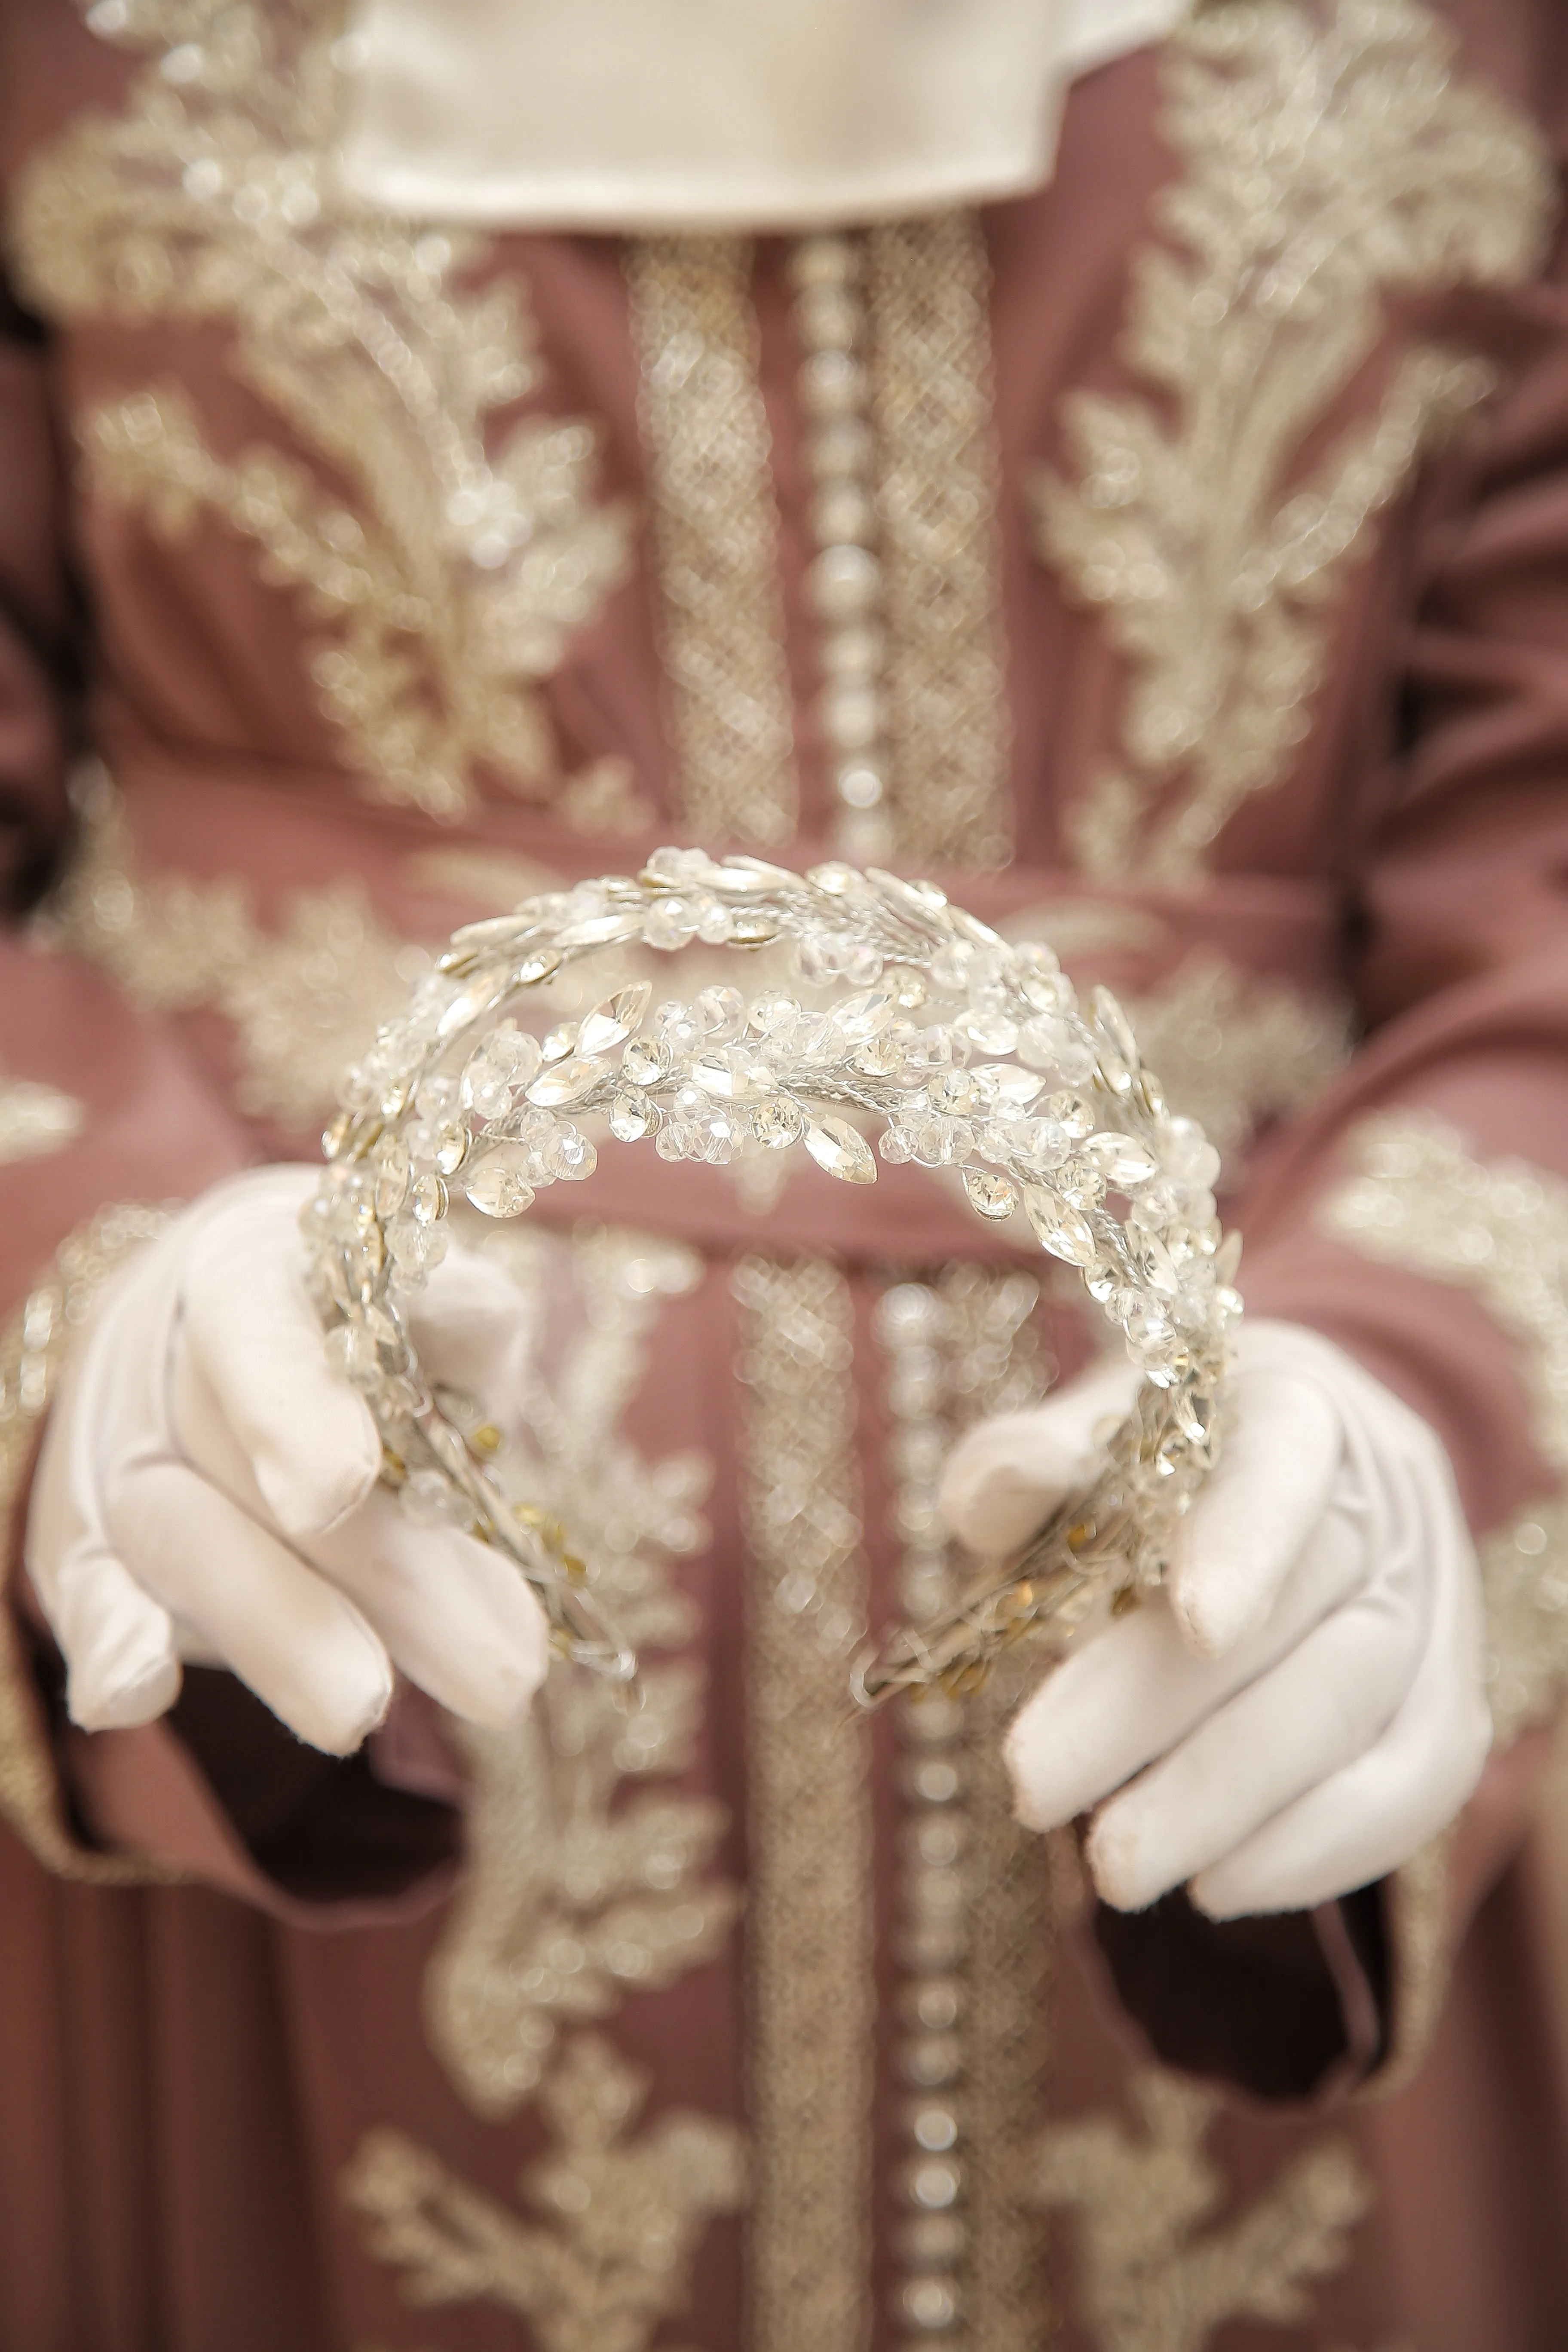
[310, 848, 1239, 1702]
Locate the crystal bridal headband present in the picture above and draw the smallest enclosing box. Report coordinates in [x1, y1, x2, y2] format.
[308, 848, 1239, 1705]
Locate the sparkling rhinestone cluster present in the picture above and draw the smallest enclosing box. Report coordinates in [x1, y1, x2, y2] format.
[311, 846, 1240, 1694]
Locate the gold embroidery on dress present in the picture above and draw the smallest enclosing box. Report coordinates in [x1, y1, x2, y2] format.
[1032, 2068, 1369, 2352]
[16, 0, 633, 823]
[865, 214, 1012, 872]
[44, 770, 427, 1130]
[1032, 0, 1554, 886]
[876, 1267, 1054, 2350]
[625, 240, 799, 847]
[0, 1078, 85, 1168]
[1324, 1112, 1568, 1740]
[343, 2031, 745, 2351]
[0, 1204, 180, 1886]
[423, 1225, 738, 2116]
[1124, 953, 1353, 1167]
[732, 1253, 873, 2352]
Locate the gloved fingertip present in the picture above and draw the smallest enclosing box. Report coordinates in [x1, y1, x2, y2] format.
[1168, 1567, 1259, 1660]
[1186, 1868, 1251, 1922]
[1001, 1710, 1076, 1835]
[254, 1408, 382, 1543]
[67, 1648, 183, 1733]
[1084, 1807, 1174, 1914]
[285, 1652, 394, 1758]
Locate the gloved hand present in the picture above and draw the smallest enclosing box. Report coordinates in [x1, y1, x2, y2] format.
[26, 1167, 549, 1755]
[939, 1319, 1490, 1917]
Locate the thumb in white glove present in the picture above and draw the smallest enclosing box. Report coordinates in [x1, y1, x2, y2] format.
[26, 1167, 549, 1755]
[939, 1320, 1491, 1918]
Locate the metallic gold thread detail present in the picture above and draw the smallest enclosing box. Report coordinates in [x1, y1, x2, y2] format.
[343, 2031, 745, 2350]
[423, 1226, 737, 2116]
[1031, 2068, 1370, 2352]
[732, 1253, 873, 2352]
[626, 239, 799, 847]
[867, 213, 1012, 872]
[1032, 0, 1553, 886]
[0, 1204, 179, 1886]
[0, 1079, 85, 1168]
[877, 1267, 1054, 2351]
[20, 0, 632, 822]
[1324, 1112, 1568, 1740]
[45, 772, 426, 1131]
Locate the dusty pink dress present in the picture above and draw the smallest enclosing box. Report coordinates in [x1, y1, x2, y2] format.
[1, 3, 1568, 2346]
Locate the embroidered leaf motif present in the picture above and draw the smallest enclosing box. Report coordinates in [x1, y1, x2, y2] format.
[423, 1227, 739, 2116]
[1032, 2068, 1369, 2352]
[16, 0, 634, 822]
[1032, 0, 1553, 886]
[343, 2034, 745, 2352]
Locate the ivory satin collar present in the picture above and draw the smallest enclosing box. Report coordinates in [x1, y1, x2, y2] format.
[336, 0, 1191, 231]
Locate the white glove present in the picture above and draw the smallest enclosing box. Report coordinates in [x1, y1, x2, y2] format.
[26, 1167, 549, 1755]
[939, 1319, 1491, 1918]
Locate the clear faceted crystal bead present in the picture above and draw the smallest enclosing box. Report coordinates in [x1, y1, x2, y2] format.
[622, 1035, 671, 1087]
[464, 1143, 536, 1218]
[805, 1117, 876, 1184]
[694, 986, 747, 1041]
[749, 991, 802, 1036]
[609, 1091, 660, 1141]
[460, 1057, 514, 1121]
[541, 1022, 579, 1062]
[410, 1173, 447, 1223]
[644, 897, 700, 951]
[752, 1097, 805, 1149]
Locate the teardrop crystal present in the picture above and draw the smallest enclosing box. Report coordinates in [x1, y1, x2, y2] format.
[464, 1142, 536, 1219]
[963, 1168, 1017, 1222]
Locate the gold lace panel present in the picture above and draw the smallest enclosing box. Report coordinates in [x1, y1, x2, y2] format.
[422, 1225, 739, 2116]
[1324, 1112, 1568, 1742]
[732, 1253, 874, 2352]
[343, 2032, 744, 2351]
[865, 214, 1012, 872]
[1032, 2067, 1369, 2352]
[625, 239, 800, 848]
[1033, 0, 1554, 887]
[17, 0, 633, 824]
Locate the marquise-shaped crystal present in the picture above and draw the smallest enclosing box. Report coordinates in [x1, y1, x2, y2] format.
[435, 968, 509, 1040]
[579, 983, 653, 1057]
[526, 1054, 613, 1107]
[1083, 1132, 1161, 1188]
[690, 1049, 775, 1101]
[1024, 1188, 1099, 1268]
[465, 1143, 536, 1218]
[555, 910, 643, 950]
[833, 989, 894, 1044]
[805, 1116, 876, 1183]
